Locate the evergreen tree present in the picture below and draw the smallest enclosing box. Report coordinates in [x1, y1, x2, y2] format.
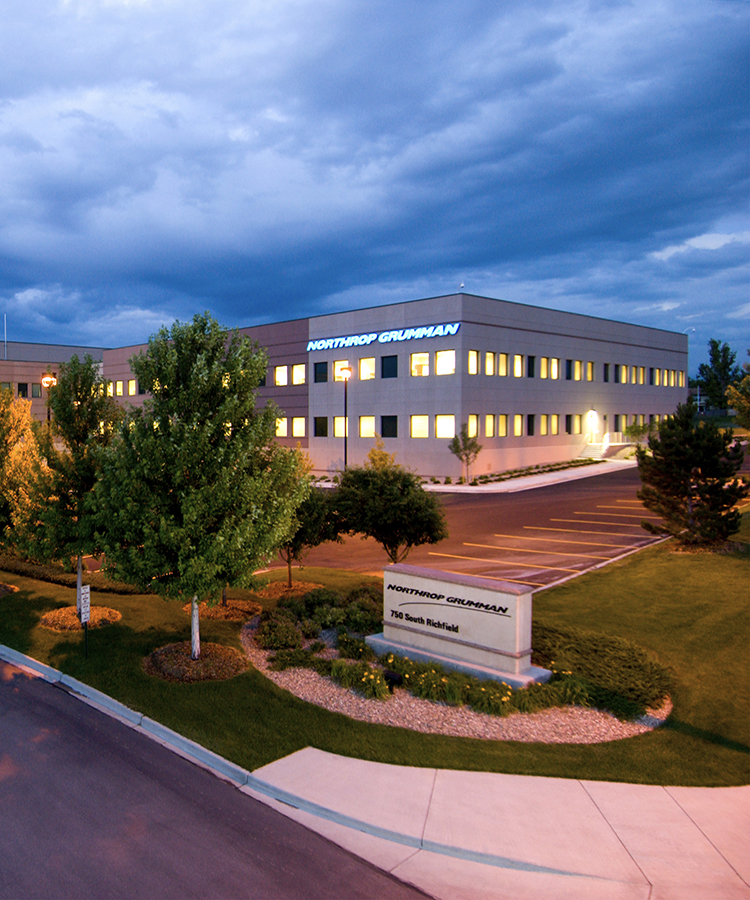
[13, 355, 121, 609]
[696, 339, 741, 412]
[448, 423, 483, 482]
[636, 399, 748, 545]
[95, 313, 308, 659]
[725, 350, 750, 429]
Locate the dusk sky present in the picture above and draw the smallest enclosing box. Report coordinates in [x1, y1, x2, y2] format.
[1, 0, 747, 372]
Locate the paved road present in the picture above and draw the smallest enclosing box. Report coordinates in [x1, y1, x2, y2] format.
[303, 466, 664, 586]
[0, 662, 428, 900]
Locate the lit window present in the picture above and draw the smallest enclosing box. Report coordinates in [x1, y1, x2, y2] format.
[540, 357, 549, 379]
[435, 350, 456, 376]
[540, 415, 548, 436]
[639, 367, 645, 385]
[410, 352, 429, 377]
[274, 366, 288, 386]
[670, 370, 675, 387]
[334, 416, 348, 437]
[292, 364, 306, 385]
[275, 417, 288, 437]
[333, 361, 351, 382]
[622, 365, 629, 384]
[467, 415, 478, 438]
[574, 414, 582, 434]
[485, 414, 495, 438]
[654, 368, 661, 386]
[128, 379, 137, 396]
[116, 381, 123, 396]
[574, 360, 582, 381]
[679, 371, 685, 388]
[631, 366, 637, 385]
[513, 355, 524, 378]
[550, 414, 559, 435]
[32, 383, 42, 398]
[359, 416, 376, 438]
[468, 350, 479, 375]
[513, 414, 523, 436]
[107, 382, 113, 396]
[550, 358, 559, 380]
[292, 417, 305, 438]
[587, 362, 595, 382]
[359, 358, 376, 380]
[410, 415, 429, 438]
[485, 352, 495, 376]
[621, 414, 629, 428]
[662, 369, 668, 387]
[498, 414, 508, 437]
[498, 353, 508, 376]
[435, 415, 455, 439]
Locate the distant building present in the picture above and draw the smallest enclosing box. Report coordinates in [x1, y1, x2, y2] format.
[3, 293, 689, 477]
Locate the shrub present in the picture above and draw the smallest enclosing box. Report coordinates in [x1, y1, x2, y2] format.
[268, 649, 332, 675]
[302, 587, 344, 616]
[299, 617, 321, 639]
[337, 633, 375, 661]
[254, 609, 302, 650]
[465, 680, 514, 715]
[312, 604, 346, 630]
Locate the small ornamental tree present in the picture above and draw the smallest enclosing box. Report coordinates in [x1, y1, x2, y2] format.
[278, 486, 341, 588]
[335, 458, 448, 564]
[16, 355, 122, 610]
[95, 313, 309, 659]
[448, 423, 483, 482]
[636, 399, 748, 545]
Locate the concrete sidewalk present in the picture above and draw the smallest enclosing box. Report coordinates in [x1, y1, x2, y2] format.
[247, 747, 750, 900]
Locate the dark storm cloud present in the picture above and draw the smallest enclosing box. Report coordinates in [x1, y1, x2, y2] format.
[0, 0, 746, 370]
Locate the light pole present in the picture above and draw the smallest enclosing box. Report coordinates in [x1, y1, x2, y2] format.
[341, 366, 352, 469]
[41, 373, 57, 424]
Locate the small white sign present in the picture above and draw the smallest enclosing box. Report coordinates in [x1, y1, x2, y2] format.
[80, 585, 91, 624]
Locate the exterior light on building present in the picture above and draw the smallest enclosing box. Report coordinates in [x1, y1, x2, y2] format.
[341, 366, 352, 469]
[41, 373, 57, 424]
[587, 408, 598, 442]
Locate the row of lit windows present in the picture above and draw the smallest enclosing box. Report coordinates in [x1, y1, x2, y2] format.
[270, 353, 685, 387]
[106, 380, 141, 397]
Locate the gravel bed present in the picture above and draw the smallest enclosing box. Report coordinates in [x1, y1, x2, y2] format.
[240, 623, 672, 744]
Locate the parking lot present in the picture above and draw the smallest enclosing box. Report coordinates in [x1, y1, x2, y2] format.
[302, 465, 666, 590]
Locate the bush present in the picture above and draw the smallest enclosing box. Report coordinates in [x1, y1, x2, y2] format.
[254, 609, 303, 650]
[268, 649, 332, 675]
[464, 680, 514, 715]
[337, 633, 375, 661]
[312, 604, 346, 630]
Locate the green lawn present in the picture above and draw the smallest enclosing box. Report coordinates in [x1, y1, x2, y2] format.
[0, 542, 748, 787]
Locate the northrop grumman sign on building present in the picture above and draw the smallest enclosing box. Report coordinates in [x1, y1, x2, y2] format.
[306, 322, 460, 352]
[381, 564, 534, 675]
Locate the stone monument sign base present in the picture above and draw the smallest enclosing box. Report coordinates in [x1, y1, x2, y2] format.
[366, 631, 551, 689]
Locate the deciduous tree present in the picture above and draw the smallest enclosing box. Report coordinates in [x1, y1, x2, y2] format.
[725, 350, 750, 429]
[0, 390, 46, 538]
[95, 313, 308, 659]
[636, 399, 748, 545]
[278, 486, 341, 588]
[696, 339, 741, 412]
[448, 423, 483, 482]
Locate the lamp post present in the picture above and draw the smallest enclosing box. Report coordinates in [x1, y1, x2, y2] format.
[341, 366, 352, 469]
[41, 373, 57, 424]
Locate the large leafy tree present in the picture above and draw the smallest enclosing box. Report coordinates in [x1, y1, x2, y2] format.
[636, 399, 748, 545]
[725, 350, 750, 429]
[95, 313, 308, 659]
[0, 391, 46, 538]
[696, 339, 742, 412]
[335, 458, 448, 564]
[12, 356, 121, 609]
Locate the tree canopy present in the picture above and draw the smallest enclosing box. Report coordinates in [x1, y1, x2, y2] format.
[636, 399, 747, 545]
[725, 350, 750, 429]
[278, 485, 341, 587]
[0, 390, 45, 538]
[696, 339, 742, 412]
[335, 458, 447, 564]
[95, 313, 309, 658]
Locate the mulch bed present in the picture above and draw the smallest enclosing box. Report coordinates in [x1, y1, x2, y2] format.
[181, 598, 263, 622]
[143, 641, 249, 682]
[40, 605, 122, 631]
[0, 583, 19, 598]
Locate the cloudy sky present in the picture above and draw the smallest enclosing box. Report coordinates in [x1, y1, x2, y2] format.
[1, 0, 747, 371]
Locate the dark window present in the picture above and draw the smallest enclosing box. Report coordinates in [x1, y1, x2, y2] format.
[614, 414, 621, 432]
[314, 361, 328, 383]
[313, 417, 328, 437]
[259, 371, 266, 387]
[526, 356, 535, 378]
[649, 367, 655, 386]
[614, 365, 620, 384]
[381, 355, 398, 379]
[31, 383, 42, 398]
[17, 383, 28, 398]
[603, 363, 610, 383]
[138, 381, 146, 395]
[565, 359, 573, 381]
[381, 415, 398, 438]
[565, 414, 572, 434]
[527, 414, 535, 436]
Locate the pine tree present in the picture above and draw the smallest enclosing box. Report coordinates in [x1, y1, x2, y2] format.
[636, 399, 748, 545]
[696, 339, 741, 412]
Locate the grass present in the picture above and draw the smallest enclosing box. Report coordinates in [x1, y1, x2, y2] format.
[0, 538, 748, 786]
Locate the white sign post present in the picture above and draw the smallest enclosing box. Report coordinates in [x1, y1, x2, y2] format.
[80, 584, 90, 658]
[366, 565, 550, 687]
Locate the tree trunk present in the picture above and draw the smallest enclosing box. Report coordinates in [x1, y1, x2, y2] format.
[76, 553, 82, 615]
[191, 596, 201, 660]
[221, 584, 227, 607]
[287, 554, 293, 589]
